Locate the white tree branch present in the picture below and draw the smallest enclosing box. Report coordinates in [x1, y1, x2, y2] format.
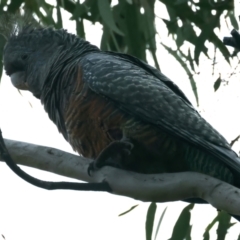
[1, 138, 240, 216]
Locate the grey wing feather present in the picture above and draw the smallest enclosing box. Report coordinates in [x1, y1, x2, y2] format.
[81, 52, 240, 174]
[105, 51, 193, 105]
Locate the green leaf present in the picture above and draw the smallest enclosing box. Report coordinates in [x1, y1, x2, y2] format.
[100, 24, 111, 51]
[85, 0, 100, 23]
[187, 48, 195, 72]
[176, 27, 184, 48]
[70, 0, 100, 23]
[112, 0, 146, 60]
[194, 12, 221, 65]
[237, 233, 240, 240]
[71, 2, 86, 38]
[0, 0, 8, 14]
[212, 33, 230, 65]
[118, 204, 139, 216]
[217, 211, 235, 240]
[154, 207, 167, 240]
[203, 211, 235, 240]
[174, 0, 188, 5]
[166, 4, 177, 21]
[7, 0, 23, 13]
[98, 0, 124, 36]
[185, 225, 192, 240]
[146, 202, 157, 240]
[70, 1, 87, 20]
[162, 19, 178, 35]
[214, 76, 221, 92]
[76, 18, 85, 38]
[182, 22, 208, 56]
[56, 3, 63, 29]
[140, 0, 159, 69]
[203, 213, 219, 240]
[38, 1, 55, 19]
[0, 34, 6, 82]
[34, 1, 55, 27]
[227, 11, 239, 30]
[169, 204, 194, 240]
[161, 43, 199, 106]
[230, 135, 240, 147]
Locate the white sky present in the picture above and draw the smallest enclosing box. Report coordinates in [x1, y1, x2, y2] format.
[0, 1, 240, 239]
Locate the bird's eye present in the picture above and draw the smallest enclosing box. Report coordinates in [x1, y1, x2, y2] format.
[21, 54, 28, 60]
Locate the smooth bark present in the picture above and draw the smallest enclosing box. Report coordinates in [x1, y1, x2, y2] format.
[1, 138, 240, 216]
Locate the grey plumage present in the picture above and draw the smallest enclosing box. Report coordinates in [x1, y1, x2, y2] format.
[2, 23, 240, 211]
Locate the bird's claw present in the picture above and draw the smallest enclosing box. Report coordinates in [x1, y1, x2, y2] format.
[87, 140, 134, 176]
[87, 161, 98, 176]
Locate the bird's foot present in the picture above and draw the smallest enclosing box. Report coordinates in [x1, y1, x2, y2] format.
[87, 140, 134, 176]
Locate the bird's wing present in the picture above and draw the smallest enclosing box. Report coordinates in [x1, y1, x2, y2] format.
[104, 51, 193, 105]
[81, 52, 240, 173]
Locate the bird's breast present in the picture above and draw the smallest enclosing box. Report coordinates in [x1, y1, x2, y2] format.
[64, 84, 127, 158]
[63, 84, 187, 174]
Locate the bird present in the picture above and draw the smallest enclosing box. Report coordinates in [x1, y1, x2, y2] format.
[3, 19, 240, 220]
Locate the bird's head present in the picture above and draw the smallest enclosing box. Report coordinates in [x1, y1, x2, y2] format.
[3, 22, 69, 98]
[2, 15, 98, 99]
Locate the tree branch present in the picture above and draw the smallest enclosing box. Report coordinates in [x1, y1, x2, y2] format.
[0, 135, 111, 192]
[1, 138, 240, 216]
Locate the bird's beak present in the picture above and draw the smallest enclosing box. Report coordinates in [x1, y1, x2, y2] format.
[10, 71, 29, 90]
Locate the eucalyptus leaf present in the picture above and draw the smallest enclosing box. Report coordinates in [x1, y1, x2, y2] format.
[118, 204, 139, 217]
[228, 11, 239, 30]
[154, 207, 167, 240]
[56, 4, 63, 29]
[203, 213, 218, 240]
[217, 211, 235, 240]
[214, 76, 221, 92]
[176, 27, 184, 48]
[0, 34, 5, 81]
[146, 203, 157, 240]
[194, 24, 213, 65]
[98, 0, 124, 36]
[169, 204, 194, 240]
[70, 1, 87, 20]
[161, 43, 199, 106]
[76, 18, 85, 39]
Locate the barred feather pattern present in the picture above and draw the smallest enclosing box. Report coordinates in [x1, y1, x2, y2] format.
[3, 22, 235, 184]
[62, 70, 234, 182]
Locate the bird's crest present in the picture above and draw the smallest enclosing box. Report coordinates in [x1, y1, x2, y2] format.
[0, 12, 41, 40]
